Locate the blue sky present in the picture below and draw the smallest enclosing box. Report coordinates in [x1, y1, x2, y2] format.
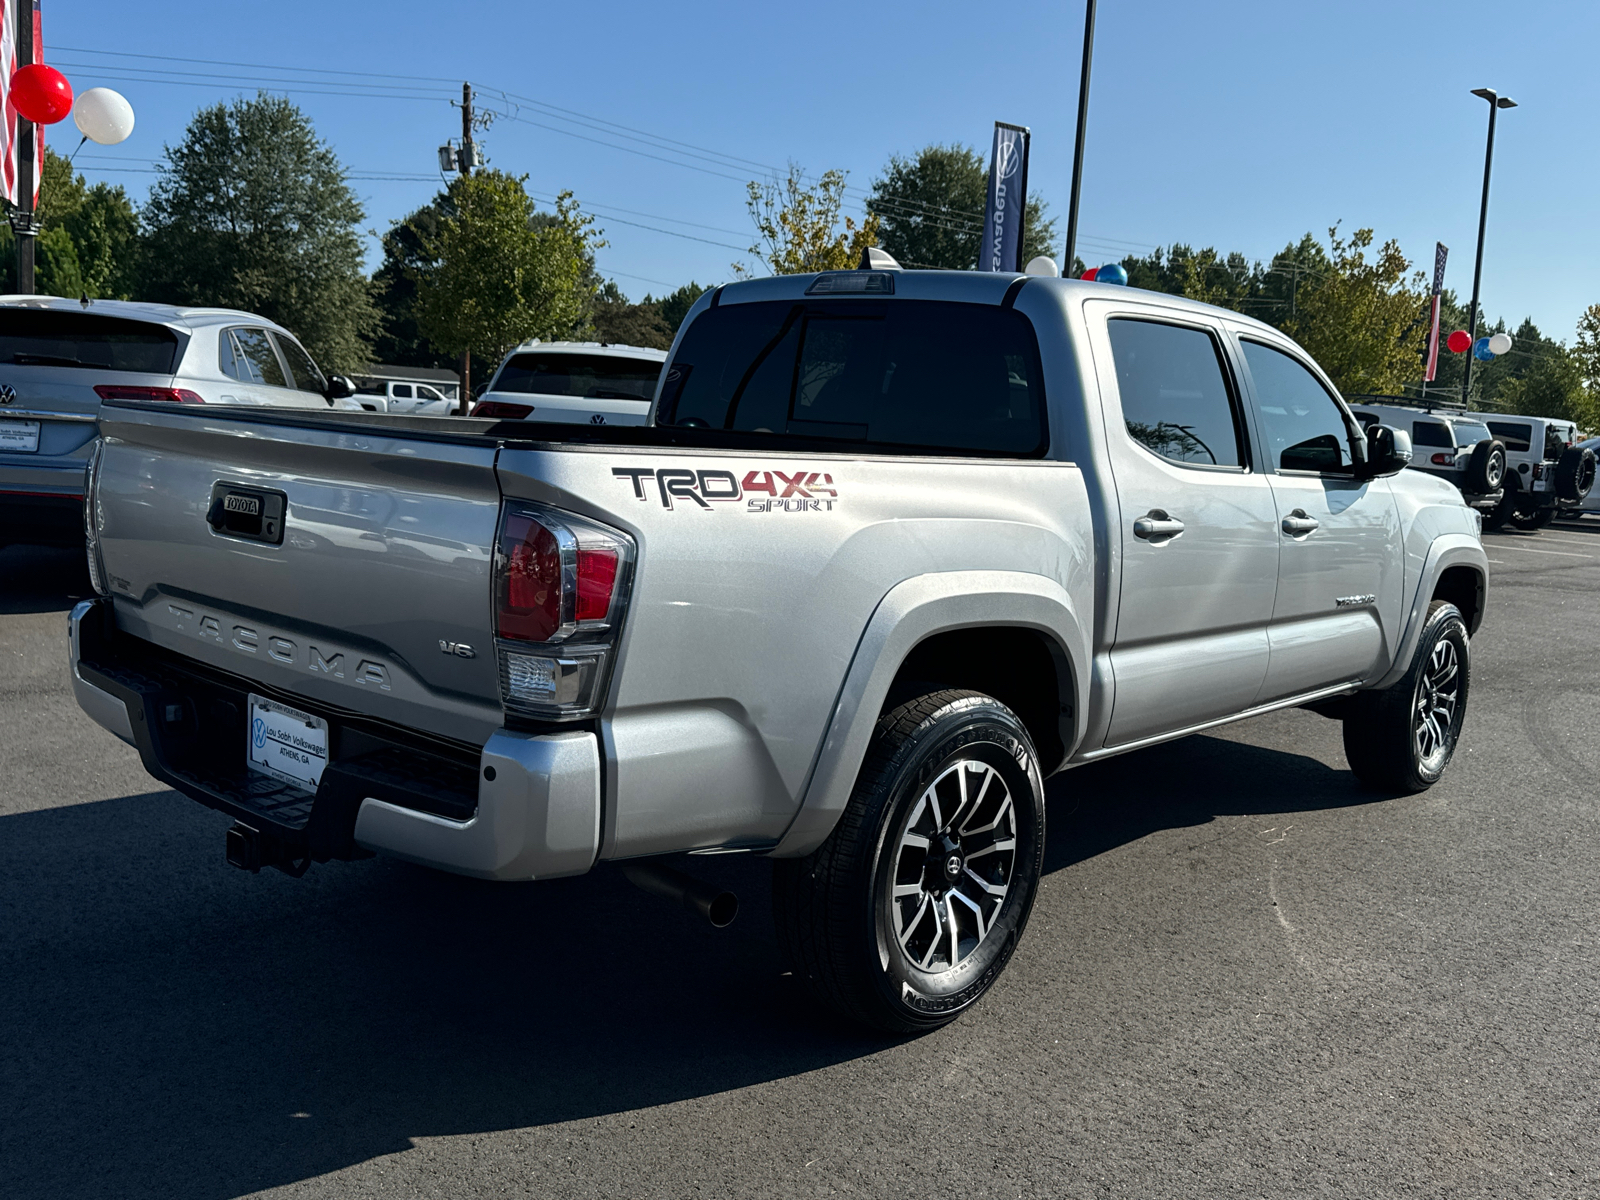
[44, 0, 1598, 340]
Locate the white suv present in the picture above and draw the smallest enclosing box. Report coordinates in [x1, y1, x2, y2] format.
[1481, 414, 1595, 529]
[1347, 401, 1506, 511]
[0, 296, 360, 551]
[471, 341, 667, 427]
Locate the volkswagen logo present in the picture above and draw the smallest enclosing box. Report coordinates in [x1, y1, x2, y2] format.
[0, 384, 15, 405]
[590, 413, 605, 425]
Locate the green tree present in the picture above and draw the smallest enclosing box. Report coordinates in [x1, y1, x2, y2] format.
[1491, 343, 1592, 425]
[653, 281, 707, 336]
[1572, 304, 1600, 431]
[591, 280, 671, 349]
[739, 164, 879, 276]
[413, 172, 603, 399]
[1280, 226, 1426, 395]
[138, 94, 378, 372]
[866, 144, 1057, 270]
[0, 147, 139, 297]
[370, 200, 456, 370]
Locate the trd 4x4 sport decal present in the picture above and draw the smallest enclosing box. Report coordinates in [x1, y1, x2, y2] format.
[612, 467, 838, 512]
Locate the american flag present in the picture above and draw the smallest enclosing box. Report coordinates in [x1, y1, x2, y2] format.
[1, 0, 46, 208]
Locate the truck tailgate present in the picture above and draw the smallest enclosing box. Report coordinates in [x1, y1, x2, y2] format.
[94, 403, 503, 745]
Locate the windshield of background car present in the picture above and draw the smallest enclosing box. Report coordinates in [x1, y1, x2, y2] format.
[1486, 421, 1532, 453]
[658, 299, 1047, 456]
[1453, 421, 1492, 447]
[0, 310, 179, 373]
[492, 353, 662, 401]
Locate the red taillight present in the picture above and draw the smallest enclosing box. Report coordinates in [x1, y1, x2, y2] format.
[94, 385, 205, 403]
[497, 512, 623, 643]
[500, 513, 563, 642]
[576, 549, 618, 621]
[473, 400, 533, 420]
[1431, 452, 1452, 465]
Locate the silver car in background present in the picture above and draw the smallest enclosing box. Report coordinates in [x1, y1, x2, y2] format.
[0, 296, 357, 550]
[470, 340, 667, 427]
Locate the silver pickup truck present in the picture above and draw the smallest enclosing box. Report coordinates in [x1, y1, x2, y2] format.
[69, 269, 1488, 1033]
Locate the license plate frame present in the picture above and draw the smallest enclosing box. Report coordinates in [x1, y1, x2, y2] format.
[0, 419, 41, 453]
[247, 693, 330, 793]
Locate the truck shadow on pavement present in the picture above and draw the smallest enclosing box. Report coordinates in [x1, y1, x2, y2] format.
[0, 544, 93, 615]
[0, 730, 1379, 1200]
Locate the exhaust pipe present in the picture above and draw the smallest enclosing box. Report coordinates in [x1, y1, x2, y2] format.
[622, 859, 739, 928]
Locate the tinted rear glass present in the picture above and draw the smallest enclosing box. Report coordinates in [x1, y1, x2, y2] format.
[659, 299, 1046, 456]
[493, 353, 662, 401]
[0, 309, 178, 374]
[1486, 421, 1532, 453]
[1412, 421, 1452, 447]
[1109, 319, 1243, 467]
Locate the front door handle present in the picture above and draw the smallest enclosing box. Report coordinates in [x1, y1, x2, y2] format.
[1282, 508, 1320, 537]
[1133, 510, 1185, 542]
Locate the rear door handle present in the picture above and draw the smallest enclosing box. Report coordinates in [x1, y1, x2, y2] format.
[1133, 510, 1185, 541]
[1282, 509, 1320, 537]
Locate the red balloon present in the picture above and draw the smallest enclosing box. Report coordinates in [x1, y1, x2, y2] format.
[1080, 268, 1099, 281]
[10, 64, 74, 125]
[1446, 329, 1472, 354]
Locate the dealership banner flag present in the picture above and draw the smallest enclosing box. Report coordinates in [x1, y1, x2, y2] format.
[1424, 242, 1448, 383]
[979, 122, 1030, 273]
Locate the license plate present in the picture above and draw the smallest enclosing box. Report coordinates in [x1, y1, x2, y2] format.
[247, 694, 329, 792]
[0, 419, 40, 453]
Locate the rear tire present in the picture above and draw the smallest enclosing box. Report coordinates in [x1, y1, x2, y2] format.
[1464, 439, 1507, 494]
[1509, 507, 1555, 530]
[1342, 601, 1470, 794]
[1555, 446, 1597, 503]
[773, 690, 1046, 1034]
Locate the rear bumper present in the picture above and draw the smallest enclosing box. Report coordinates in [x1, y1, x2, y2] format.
[69, 599, 601, 880]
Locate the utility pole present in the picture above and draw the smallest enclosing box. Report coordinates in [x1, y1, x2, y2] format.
[1062, 0, 1097, 275]
[1462, 87, 1516, 408]
[457, 81, 474, 414]
[11, 0, 39, 294]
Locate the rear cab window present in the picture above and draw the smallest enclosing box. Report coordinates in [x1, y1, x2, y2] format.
[0, 310, 179, 373]
[1106, 318, 1244, 468]
[658, 299, 1046, 456]
[494, 353, 662, 402]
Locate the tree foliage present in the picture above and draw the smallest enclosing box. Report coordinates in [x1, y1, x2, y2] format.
[139, 94, 377, 371]
[591, 279, 671, 348]
[866, 144, 1057, 270]
[739, 164, 878, 276]
[0, 148, 139, 298]
[370, 200, 455, 369]
[413, 172, 603, 364]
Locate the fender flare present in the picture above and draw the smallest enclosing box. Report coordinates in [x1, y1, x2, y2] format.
[1371, 533, 1487, 691]
[770, 570, 1088, 858]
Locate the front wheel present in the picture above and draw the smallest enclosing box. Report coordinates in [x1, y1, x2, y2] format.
[773, 690, 1046, 1033]
[1342, 601, 1470, 793]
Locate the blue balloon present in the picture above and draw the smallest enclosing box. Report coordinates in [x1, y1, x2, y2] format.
[1095, 263, 1129, 286]
[1473, 337, 1495, 362]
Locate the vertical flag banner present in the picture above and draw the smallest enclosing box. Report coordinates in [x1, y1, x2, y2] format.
[1, 0, 15, 205]
[979, 122, 1030, 273]
[1425, 242, 1448, 383]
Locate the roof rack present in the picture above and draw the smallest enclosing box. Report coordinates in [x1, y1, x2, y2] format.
[1343, 392, 1467, 414]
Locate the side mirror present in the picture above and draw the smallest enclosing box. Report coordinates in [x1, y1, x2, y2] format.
[1360, 424, 1412, 478]
[325, 375, 355, 401]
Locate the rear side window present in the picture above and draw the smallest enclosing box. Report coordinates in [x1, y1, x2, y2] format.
[220, 327, 286, 388]
[270, 332, 326, 394]
[660, 300, 1046, 456]
[1240, 340, 1354, 473]
[493, 353, 662, 401]
[1486, 421, 1532, 453]
[1413, 421, 1452, 448]
[0, 310, 178, 373]
[393, 383, 413, 398]
[1106, 318, 1243, 468]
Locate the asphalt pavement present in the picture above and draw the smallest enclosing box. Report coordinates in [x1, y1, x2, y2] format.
[3, 524, 1599, 1200]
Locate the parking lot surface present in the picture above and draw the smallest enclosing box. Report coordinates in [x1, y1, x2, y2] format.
[4, 524, 1599, 1200]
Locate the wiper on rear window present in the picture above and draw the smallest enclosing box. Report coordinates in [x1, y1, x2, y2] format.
[11, 352, 86, 367]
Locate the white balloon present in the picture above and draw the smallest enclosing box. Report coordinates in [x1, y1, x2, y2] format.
[1487, 332, 1513, 356]
[1024, 255, 1060, 278]
[72, 88, 135, 146]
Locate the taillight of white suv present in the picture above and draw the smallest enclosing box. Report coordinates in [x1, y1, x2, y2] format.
[493, 501, 634, 718]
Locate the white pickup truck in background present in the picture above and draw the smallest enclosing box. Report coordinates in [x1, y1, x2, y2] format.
[69, 267, 1487, 1033]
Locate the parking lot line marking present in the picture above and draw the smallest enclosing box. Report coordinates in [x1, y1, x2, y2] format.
[1486, 559, 1507, 564]
[1491, 544, 1594, 559]
[1527, 535, 1600, 549]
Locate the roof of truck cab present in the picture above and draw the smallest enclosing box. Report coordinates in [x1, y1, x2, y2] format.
[712, 269, 1292, 336]
[0, 294, 291, 331]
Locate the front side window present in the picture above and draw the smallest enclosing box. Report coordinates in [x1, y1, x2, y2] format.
[419, 385, 444, 401]
[1412, 421, 1452, 448]
[1240, 340, 1354, 473]
[1106, 318, 1243, 468]
[493, 353, 663, 402]
[270, 332, 326, 394]
[221, 327, 286, 388]
[660, 299, 1047, 456]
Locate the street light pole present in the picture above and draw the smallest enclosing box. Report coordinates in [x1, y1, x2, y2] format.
[1461, 87, 1516, 408]
[1062, 0, 1097, 275]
